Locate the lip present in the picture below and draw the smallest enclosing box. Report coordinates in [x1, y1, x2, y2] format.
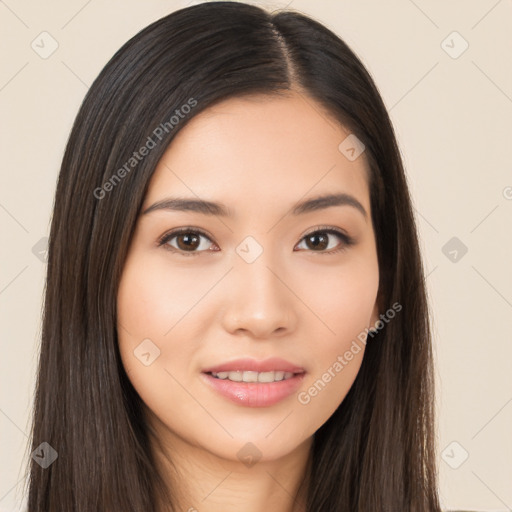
[200, 371, 306, 407]
[202, 357, 305, 374]
[201, 357, 306, 407]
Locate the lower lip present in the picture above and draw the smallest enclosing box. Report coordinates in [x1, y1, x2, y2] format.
[201, 372, 306, 407]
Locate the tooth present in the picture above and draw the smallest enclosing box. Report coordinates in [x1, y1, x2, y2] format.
[227, 371, 243, 381]
[242, 371, 259, 383]
[210, 370, 297, 382]
[258, 371, 275, 382]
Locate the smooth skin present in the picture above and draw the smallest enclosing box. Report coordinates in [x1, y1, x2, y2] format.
[117, 90, 380, 512]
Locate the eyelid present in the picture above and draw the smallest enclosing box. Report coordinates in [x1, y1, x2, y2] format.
[296, 225, 355, 253]
[158, 226, 215, 242]
[300, 224, 351, 240]
[157, 226, 216, 256]
[157, 225, 355, 255]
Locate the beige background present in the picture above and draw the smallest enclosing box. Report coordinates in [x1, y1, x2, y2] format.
[1, 1, 511, 511]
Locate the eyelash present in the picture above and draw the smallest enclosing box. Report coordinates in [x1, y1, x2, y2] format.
[157, 225, 355, 257]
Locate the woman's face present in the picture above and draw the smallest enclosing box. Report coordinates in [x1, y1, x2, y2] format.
[117, 91, 380, 464]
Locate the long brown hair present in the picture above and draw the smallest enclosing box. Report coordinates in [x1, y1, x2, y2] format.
[25, 2, 441, 510]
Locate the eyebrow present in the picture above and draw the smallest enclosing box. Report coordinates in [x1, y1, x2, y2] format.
[142, 192, 367, 220]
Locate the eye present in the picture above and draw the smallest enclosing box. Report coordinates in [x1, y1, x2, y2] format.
[157, 225, 355, 257]
[295, 226, 354, 254]
[158, 227, 217, 256]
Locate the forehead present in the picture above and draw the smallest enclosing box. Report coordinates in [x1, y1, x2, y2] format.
[143, 92, 371, 219]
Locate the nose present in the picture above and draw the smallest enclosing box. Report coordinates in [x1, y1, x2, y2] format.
[220, 251, 298, 339]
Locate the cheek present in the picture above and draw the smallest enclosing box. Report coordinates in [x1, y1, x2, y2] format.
[116, 255, 206, 396]
[117, 254, 214, 339]
[303, 255, 379, 350]
[294, 256, 378, 413]
[116, 259, 215, 442]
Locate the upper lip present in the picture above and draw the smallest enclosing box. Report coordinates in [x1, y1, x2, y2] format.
[202, 357, 305, 374]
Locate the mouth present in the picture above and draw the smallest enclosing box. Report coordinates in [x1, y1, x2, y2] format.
[205, 370, 304, 383]
[200, 370, 306, 407]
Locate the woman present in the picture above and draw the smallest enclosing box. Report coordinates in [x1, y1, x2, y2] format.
[26, 2, 441, 510]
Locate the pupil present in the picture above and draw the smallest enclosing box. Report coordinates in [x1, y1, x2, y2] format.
[308, 234, 327, 250]
[178, 234, 199, 250]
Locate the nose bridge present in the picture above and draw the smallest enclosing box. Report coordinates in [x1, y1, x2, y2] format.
[221, 237, 296, 337]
